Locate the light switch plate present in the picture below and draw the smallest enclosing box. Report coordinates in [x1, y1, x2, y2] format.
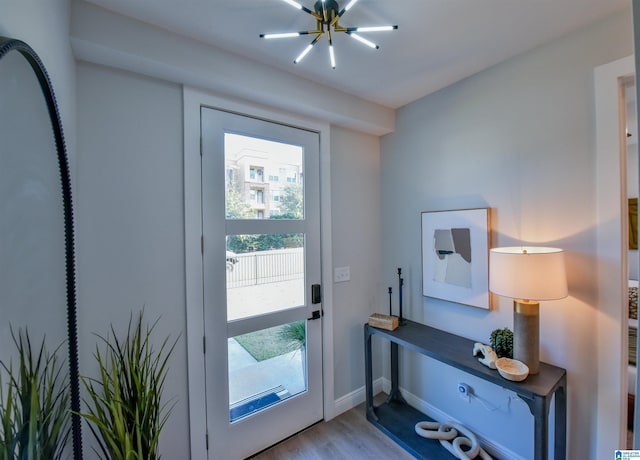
[334, 266, 350, 283]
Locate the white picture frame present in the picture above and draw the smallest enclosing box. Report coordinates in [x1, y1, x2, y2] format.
[421, 208, 491, 309]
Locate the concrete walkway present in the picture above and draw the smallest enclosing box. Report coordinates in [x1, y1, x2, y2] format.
[228, 338, 306, 405]
[227, 279, 304, 321]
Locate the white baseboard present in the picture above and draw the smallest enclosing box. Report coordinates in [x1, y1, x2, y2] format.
[333, 378, 525, 460]
[332, 377, 386, 417]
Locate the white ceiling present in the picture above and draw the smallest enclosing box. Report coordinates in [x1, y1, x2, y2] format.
[82, 0, 629, 109]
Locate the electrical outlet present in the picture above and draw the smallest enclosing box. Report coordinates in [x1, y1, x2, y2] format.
[334, 266, 351, 283]
[457, 383, 472, 401]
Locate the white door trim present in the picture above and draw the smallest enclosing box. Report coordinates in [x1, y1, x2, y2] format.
[594, 54, 634, 458]
[183, 87, 334, 459]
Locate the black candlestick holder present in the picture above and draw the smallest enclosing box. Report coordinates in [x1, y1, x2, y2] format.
[398, 267, 406, 326]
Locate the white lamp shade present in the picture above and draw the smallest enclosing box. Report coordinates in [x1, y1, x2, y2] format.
[489, 247, 568, 301]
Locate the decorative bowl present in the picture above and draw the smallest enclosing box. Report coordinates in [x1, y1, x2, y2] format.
[495, 358, 529, 382]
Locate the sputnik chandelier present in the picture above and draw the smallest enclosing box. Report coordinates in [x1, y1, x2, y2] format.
[260, 0, 398, 69]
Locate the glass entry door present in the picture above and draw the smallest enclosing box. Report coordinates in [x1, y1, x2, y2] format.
[201, 107, 323, 459]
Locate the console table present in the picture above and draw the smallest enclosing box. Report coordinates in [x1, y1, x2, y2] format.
[364, 320, 567, 460]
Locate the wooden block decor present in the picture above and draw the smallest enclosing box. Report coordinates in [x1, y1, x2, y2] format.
[368, 313, 399, 331]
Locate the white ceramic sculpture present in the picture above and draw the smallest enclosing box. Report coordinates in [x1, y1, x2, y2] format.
[415, 420, 493, 460]
[472, 342, 498, 369]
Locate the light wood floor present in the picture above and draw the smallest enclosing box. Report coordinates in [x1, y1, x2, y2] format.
[250, 399, 415, 459]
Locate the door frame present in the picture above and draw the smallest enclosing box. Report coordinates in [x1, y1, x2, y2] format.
[594, 54, 634, 457]
[183, 87, 335, 459]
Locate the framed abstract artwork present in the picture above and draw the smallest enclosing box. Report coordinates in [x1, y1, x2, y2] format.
[421, 208, 491, 309]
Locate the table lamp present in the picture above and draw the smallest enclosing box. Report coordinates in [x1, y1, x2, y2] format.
[489, 247, 568, 374]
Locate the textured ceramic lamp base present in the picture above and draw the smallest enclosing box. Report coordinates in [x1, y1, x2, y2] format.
[513, 300, 540, 374]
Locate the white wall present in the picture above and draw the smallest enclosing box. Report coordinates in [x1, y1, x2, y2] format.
[0, 0, 76, 168]
[330, 126, 383, 399]
[380, 8, 632, 459]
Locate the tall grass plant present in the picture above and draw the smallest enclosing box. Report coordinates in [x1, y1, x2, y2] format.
[80, 312, 176, 460]
[0, 329, 70, 460]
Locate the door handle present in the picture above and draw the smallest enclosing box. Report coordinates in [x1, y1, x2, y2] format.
[307, 310, 322, 321]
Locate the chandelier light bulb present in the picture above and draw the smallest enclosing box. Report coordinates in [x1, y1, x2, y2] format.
[355, 26, 397, 33]
[283, 0, 303, 10]
[262, 32, 301, 39]
[344, 0, 358, 12]
[294, 44, 314, 63]
[329, 44, 336, 68]
[349, 33, 378, 49]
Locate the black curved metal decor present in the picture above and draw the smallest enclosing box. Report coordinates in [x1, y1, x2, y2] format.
[0, 36, 82, 460]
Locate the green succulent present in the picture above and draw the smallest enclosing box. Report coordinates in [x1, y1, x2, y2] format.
[490, 328, 513, 359]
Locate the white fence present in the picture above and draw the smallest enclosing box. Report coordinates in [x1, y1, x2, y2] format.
[227, 248, 304, 288]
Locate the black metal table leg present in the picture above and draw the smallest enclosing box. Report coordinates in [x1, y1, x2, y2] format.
[532, 395, 549, 460]
[387, 341, 407, 404]
[554, 379, 567, 460]
[364, 324, 377, 421]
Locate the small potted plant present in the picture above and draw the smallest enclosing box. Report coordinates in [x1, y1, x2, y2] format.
[490, 327, 513, 359]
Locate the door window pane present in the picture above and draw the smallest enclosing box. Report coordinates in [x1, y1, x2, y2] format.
[226, 234, 304, 321]
[228, 321, 307, 422]
[225, 133, 303, 220]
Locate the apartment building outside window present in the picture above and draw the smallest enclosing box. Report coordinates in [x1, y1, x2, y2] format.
[226, 145, 303, 221]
